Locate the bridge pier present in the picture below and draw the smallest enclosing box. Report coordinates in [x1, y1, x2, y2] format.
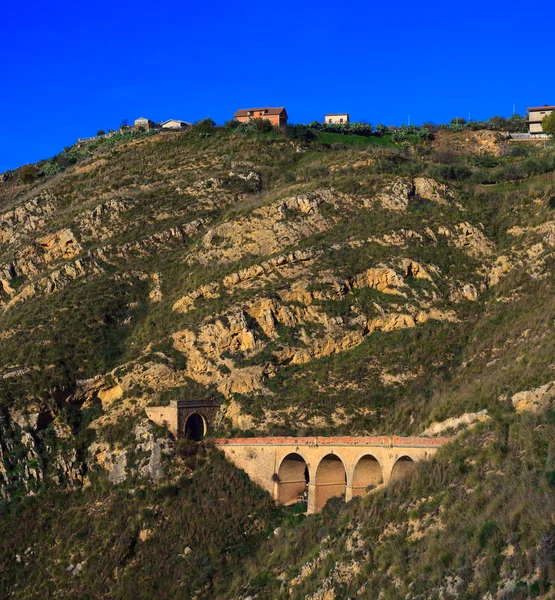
[307, 483, 317, 514]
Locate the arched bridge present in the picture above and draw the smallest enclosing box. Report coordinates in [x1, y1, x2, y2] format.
[215, 436, 448, 514]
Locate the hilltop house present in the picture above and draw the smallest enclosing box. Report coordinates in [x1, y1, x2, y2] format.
[325, 113, 350, 125]
[527, 105, 554, 136]
[161, 119, 192, 130]
[234, 107, 288, 127]
[134, 117, 155, 130]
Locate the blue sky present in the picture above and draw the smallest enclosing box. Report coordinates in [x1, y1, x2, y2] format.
[1, 0, 554, 172]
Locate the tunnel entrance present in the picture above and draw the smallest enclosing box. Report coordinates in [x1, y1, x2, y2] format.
[390, 456, 417, 483]
[277, 453, 309, 505]
[352, 455, 383, 496]
[184, 413, 206, 441]
[315, 454, 346, 511]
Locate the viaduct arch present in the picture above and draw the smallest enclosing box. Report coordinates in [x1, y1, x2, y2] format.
[216, 436, 448, 514]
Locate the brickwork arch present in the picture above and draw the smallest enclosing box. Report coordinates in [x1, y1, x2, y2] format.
[351, 454, 383, 496]
[277, 453, 309, 505]
[184, 413, 206, 441]
[314, 454, 347, 511]
[390, 455, 417, 483]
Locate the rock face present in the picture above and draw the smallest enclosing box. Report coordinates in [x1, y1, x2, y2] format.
[511, 381, 555, 414]
[421, 410, 490, 436]
[37, 228, 82, 262]
[0, 405, 83, 500]
[88, 421, 173, 484]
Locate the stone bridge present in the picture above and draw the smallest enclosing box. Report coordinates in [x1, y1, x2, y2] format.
[216, 436, 448, 514]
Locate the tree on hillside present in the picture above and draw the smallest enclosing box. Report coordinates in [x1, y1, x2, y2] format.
[193, 117, 216, 133]
[19, 164, 38, 183]
[542, 112, 555, 136]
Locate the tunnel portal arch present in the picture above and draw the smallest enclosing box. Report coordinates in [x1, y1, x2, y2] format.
[315, 454, 347, 511]
[352, 454, 383, 496]
[277, 453, 309, 505]
[184, 413, 206, 441]
[390, 455, 417, 483]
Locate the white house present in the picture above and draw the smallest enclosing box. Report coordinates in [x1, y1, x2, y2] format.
[161, 119, 192, 130]
[134, 117, 155, 130]
[325, 113, 350, 125]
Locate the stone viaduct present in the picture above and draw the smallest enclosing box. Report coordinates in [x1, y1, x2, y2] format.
[145, 402, 448, 514]
[215, 436, 448, 514]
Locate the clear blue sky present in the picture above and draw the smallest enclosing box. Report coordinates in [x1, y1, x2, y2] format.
[1, 0, 554, 172]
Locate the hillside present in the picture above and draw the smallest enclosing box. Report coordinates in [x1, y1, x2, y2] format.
[0, 126, 554, 599]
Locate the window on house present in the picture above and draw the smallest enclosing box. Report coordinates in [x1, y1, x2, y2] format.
[340, 119, 343, 123]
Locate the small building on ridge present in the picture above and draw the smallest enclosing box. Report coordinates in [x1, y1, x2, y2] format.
[234, 107, 288, 127]
[325, 113, 350, 125]
[161, 119, 192, 130]
[527, 105, 554, 136]
[134, 117, 156, 130]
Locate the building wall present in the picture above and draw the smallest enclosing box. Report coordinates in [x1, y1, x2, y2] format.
[162, 120, 187, 129]
[528, 110, 553, 134]
[145, 402, 178, 436]
[325, 114, 349, 124]
[235, 112, 287, 126]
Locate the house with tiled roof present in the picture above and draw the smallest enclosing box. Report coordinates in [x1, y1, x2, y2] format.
[234, 107, 288, 127]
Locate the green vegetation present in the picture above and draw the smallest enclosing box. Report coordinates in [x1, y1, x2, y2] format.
[317, 131, 396, 147]
[542, 111, 555, 136]
[0, 448, 285, 599]
[224, 412, 555, 599]
[0, 120, 554, 599]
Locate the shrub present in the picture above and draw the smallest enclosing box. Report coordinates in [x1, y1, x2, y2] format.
[435, 150, 458, 164]
[478, 521, 499, 548]
[542, 111, 555, 136]
[41, 160, 63, 177]
[286, 124, 316, 143]
[417, 127, 433, 141]
[97, 130, 105, 136]
[431, 163, 471, 181]
[315, 122, 374, 137]
[193, 118, 216, 133]
[19, 164, 38, 183]
[224, 119, 240, 129]
[472, 152, 499, 168]
[421, 121, 439, 134]
[250, 118, 274, 133]
[392, 129, 408, 143]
